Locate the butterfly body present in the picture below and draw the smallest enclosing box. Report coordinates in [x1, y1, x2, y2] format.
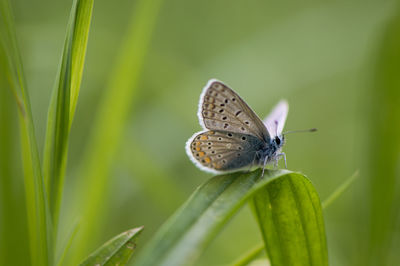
[186, 79, 289, 174]
[260, 135, 285, 165]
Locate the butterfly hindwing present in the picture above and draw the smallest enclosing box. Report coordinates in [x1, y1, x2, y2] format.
[199, 80, 270, 141]
[263, 100, 288, 137]
[187, 130, 265, 173]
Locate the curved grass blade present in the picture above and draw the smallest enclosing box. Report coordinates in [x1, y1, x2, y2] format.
[250, 175, 327, 266]
[80, 226, 144, 266]
[42, 0, 94, 232]
[0, 1, 51, 265]
[133, 169, 327, 266]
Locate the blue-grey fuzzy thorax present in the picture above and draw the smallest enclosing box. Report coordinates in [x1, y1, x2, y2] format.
[256, 135, 285, 166]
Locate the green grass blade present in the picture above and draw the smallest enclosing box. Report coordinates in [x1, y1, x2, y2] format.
[42, 0, 94, 231]
[68, 0, 94, 123]
[366, 9, 400, 265]
[250, 174, 328, 266]
[0, 0, 51, 265]
[69, 0, 163, 263]
[56, 219, 80, 266]
[231, 243, 265, 266]
[45, 30, 72, 230]
[133, 169, 327, 266]
[0, 52, 30, 266]
[80, 227, 144, 266]
[322, 170, 359, 209]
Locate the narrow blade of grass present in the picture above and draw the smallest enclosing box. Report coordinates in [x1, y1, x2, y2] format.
[250, 175, 328, 266]
[42, 0, 94, 232]
[322, 170, 359, 209]
[133, 169, 327, 266]
[69, 0, 163, 263]
[68, 0, 94, 123]
[80, 227, 143, 266]
[231, 243, 265, 266]
[366, 8, 400, 265]
[0, 0, 51, 265]
[56, 219, 80, 266]
[0, 50, 30, 266]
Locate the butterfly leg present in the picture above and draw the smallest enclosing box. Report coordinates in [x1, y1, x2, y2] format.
[276, 152, 287, 168]
[261, 155, 269, 177]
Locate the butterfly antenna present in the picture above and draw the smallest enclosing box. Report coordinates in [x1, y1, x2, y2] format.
[283, 128, 317, 135]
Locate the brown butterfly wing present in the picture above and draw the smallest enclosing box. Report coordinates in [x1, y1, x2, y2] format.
[199, 80, 270, 141]
[187, 130, 265, 172]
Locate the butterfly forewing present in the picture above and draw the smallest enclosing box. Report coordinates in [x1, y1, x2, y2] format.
[199, 80, 270, 141]
[188, 130, 265, 172]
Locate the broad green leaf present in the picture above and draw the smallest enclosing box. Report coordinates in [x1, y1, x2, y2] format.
[80, 227, 144, 266]
[69, 0, 163, 263]
[133, 169, 327, 266]
[42, 0, 94, 231]
[250, 175, 327, 266]
[0, 1, 52, 265]
[231, 170, 358, 266]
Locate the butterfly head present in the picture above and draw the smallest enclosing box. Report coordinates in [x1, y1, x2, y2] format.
[273, 135, 285, 149]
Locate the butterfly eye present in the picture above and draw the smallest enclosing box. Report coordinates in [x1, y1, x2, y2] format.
[275, 136, 281, 145]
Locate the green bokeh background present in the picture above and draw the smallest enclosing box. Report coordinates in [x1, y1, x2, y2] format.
[1, 0, 400, 265]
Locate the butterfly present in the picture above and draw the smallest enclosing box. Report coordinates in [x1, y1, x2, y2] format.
[186, 79, 292, 175]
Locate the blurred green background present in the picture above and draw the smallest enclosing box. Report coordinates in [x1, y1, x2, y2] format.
[1, 0, 400, 265]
